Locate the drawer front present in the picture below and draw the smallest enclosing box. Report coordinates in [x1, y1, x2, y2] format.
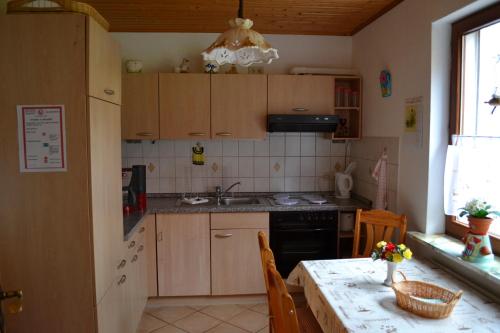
[211, 212, 269, 229]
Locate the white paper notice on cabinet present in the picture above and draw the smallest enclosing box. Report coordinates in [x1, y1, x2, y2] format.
[17, 105, 67, 172]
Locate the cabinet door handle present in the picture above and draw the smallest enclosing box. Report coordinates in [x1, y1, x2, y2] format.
[131, 254, 138, 262]
[104, 88, 115, 95]
[157, 232, 163, 241]
[216, 132, 232, 137]
[118, 275, 127, 285]
[117, 259, 127, 269]
[189, 132, 206, 136]
[136, 132, 154, 137]
[214, 233, 233, 238]
[128, 241, 136, 249]
[139, 227, 145, 233]
[292, 108, 308, 112]
[137, 245, 144, 253]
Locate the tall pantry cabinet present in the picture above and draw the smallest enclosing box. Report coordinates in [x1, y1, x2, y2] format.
[0, 13, 131, 333]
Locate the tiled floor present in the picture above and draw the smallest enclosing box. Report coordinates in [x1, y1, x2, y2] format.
[137, 303, 270, 333]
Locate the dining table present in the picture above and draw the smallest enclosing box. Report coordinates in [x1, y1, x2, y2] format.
[286, 258, 500, 333]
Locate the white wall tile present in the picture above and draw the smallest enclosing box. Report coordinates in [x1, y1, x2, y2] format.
[285, 157, 300, 177]
[300, 157, 315, 176]
[222, 157, 238, 177]
[159, 178, 175, 193]
[315, 136, 331, 156]
[159, 158, 175, 178]
[285, 136, 300, 156]
[121, 158, 128, 168]
[121, 141, 127, 156]
[331, 142, 346, 156]
[159, 140, 175, 157]
[174, 140, 192, 157]
[254, 138, 269, 156]
[300, 136, 315, 156]
[192, 164, 208, 178]
[284, 177, 300, 191]
[206, 157, 222, 178]
[270, 136, 285, 156]
[222, 140, 238, 156]
[286, 132, 300, 137]
[254, 157, 270, 177]
[175, 157, 192, 178]
[269, 132, 285, 137]
[126, 142, 142, 157]
[331, 156, 345, 173]
[316, 176, 332, 191]
[127, 158, 143, 168]
[300, 132, 316, 137]
[143, 158, 160, 179]
[222, 178, 240, 192]
[315, 157, 331, 177]
[238, 141, 254, 156]
[146, 178, 160, 193]
[142, 141, 159, 158]
[239, 178, 254, 192]
[192, 178, 208, 193]
[205, 140, 222, 156]
[270, 157, 284, 177]
[207, 178, 222, 192]
[175, 178, 192, 193]
[300, 177, 316, 191]
[270, 177, 285, 192]
[254, 178, 270, 192]
[238, 157, 254, 177]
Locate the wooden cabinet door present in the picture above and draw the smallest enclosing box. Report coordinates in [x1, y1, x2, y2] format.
[211, 74, 268, 139]
[211, 228, 269, 295]
[268, 75, 334, 115]
[88, 17, 121, 105]
[157, 214, 211, 296]
[159, 74, 210, 139]
[122, 73, 159, 139]
[89, 98, 124, 303]
[144, 214, 158, 296]
[97, 271, 133, 333]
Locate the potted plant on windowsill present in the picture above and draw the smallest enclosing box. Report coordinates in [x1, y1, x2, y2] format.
[459, 199, 499, 235]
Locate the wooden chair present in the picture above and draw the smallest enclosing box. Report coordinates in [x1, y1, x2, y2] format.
[352, 208, 408, 258]
[266, 261, 322, 333]
[258, 231, 276, 331]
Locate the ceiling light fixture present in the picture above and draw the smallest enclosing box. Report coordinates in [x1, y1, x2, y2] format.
[201, 0, 279, 67]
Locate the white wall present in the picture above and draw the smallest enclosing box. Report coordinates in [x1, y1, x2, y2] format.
[352, 0, 498, 232]
[111, 32, 352, 74]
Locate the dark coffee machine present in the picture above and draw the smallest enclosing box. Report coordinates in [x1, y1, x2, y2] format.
[128, 165, 147, 211]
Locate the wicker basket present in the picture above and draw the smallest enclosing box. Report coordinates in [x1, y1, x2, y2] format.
[391, 270, 463, 319]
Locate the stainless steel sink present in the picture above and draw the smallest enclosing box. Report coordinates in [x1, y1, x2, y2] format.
[220, 197, 263, 205]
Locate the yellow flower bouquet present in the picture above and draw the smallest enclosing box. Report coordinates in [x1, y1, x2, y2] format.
[371, 241, 412, 263]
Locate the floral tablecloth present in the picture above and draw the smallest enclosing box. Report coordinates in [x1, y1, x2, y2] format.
[286, 258, 500, 333]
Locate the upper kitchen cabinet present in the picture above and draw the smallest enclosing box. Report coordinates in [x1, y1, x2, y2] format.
[122, 73, 159, 140]
[159, 73, 210, 139]
[332, 76, 362, 140]
[211, 74, 268, 139]
[268, 75, 335, 115]
[88, 17, 122, 105]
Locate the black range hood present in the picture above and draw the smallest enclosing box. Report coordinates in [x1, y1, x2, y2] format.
[267, 115, 339, 133]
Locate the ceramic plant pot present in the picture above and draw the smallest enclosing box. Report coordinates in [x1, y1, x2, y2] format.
[384, 261, 397, 286]
[467, 216, 493, 235]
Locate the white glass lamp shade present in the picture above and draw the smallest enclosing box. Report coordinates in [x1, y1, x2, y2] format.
[202, 18, 279, 67]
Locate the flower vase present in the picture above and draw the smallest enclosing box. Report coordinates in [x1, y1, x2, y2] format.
[383, 261, 397, 286]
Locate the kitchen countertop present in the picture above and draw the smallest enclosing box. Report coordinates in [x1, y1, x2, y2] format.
[123, 192, 370, 240]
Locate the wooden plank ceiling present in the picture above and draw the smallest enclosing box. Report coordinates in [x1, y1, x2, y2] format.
[81, 0, 403, 35]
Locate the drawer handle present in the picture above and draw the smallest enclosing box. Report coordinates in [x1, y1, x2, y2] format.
[137, 245, 144, 253]
[292, 108, 308, 112]
[128, 241, 136, 249]
[131, 254, 138, 263]
[118, 275, 127, 285]
[104, 88, 115, 95]
[117, 259, 127, 269]
[216, 132, 232, 137]
[189, 132, 206, 136]
[139, 227, 145, 233]
[215, 233, 233, 238]
[136, 132, 154, 137]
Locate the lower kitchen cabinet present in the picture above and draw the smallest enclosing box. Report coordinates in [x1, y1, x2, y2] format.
[144, 214, 158, 296]
[211, 213, 269, 295]
[157, 213, 211, 296]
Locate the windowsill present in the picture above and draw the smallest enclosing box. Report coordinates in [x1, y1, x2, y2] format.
[407, 231, 500, 300]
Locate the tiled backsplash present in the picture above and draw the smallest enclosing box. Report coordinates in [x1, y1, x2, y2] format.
[348, 137, 400, 211]
[122, 133, 347, 193]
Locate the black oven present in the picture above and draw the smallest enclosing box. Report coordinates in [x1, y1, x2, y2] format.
[270, 211, 338, 277]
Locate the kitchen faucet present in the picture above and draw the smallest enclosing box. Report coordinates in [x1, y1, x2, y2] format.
[215, 181, 241, 205]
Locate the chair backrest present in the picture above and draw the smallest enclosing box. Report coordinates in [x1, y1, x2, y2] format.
[258, 231, 275, 291]
[352, 209, 407, 258]
[266, 261, 300, 333]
